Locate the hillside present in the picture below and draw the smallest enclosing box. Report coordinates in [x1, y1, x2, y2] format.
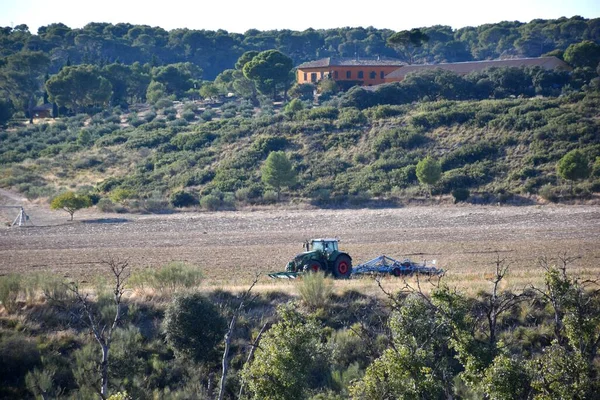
[1, 90, 599, 211]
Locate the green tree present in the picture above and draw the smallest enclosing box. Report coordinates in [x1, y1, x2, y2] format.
[0, 51, 50, 123]
[46, 65, 112, 113]
[556, 150, 591, 191]
[199, 82, 219, 100]
[481, 353, 531, 400]
[145, 80, 167, 104]
[350, 293, 458, 399]
[261, 151, 296, 201]
[241, 305, 330, 400]
[416, 156, 442, 196]
[50, 192, 92, 220]
[163, 292, 227, 363]
[0, 98, 13, 126]
[235, 51, 260, 71]
[387, 29, 430, 64]
[152, 62, 202, 98]
[288, 83, 316, 101]
[563, 40, 600, 69]
[243, 50, 294, 100]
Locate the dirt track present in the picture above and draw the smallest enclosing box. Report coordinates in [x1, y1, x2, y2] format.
[1, 190, 599, 286]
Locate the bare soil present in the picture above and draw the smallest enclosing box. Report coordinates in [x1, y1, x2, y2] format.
[1, 189, 599, 291]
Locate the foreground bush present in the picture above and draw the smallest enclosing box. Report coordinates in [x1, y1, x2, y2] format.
[129, 262, 203, 296]
[298, 271, 332, 310]
[163, 292, 227, 363]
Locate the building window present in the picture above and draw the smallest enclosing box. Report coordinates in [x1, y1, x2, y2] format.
[380, 71, 385, 79]
[358, 71, 364, 79]
[320, 71, 324, 78]
[334, 70, 338, 79]
[369, 71, 376, 79]
[303, 72, 307, 81]
[346, 71, 351, 79]
[310, 73, 317, 82]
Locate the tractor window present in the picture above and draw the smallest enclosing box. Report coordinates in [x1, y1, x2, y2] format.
[311, 241, 324, 251]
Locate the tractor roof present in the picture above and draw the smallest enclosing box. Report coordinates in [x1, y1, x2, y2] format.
[312, 238, 338, 242]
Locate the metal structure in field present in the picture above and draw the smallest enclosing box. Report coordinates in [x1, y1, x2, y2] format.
[0, 205, 32, 227]
[352, 255, 443, 277]
[269, 239, 443, 279]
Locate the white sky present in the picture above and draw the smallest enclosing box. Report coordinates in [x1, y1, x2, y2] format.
[1, 0, 598, 34]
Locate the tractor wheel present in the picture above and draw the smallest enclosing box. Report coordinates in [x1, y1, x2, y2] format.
[332, 255, 352, 279]
[305, 260, 323, 273]
[392, 268, 401, 277]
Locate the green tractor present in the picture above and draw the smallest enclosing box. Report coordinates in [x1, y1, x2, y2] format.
[279, 238, 352, 279]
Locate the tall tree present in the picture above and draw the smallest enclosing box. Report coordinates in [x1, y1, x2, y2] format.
[261, 151, 297, 201]
[416, 156, 442, 196]
[563, 40, 600, 69]
[46, 65, 112, 113]
[0, 51, 50, 123]
[387, 29, 429, 64]
[556, 149, 591, 192]
[50, 192, 92, 221]
[242, 50, 293, 100]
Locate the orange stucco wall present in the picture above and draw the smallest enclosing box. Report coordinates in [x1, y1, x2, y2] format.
[297, 65, 402, 86]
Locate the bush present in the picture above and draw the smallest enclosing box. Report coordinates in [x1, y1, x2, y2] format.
[200, 194, 222, 210]
[181, 110, 196, 121]
[96, 198, 116, 212]
[163, 292, 227, 363]
[129, 262, 203, 296]
[262, 190, 278, 204]
[0, 274, 21, 313]
[298, 272, 332, 310]
[170, 190, 198, 208]
[451, 188, 470, 203]
[0, 336, 41, 392]
[538, 184, 560, 202]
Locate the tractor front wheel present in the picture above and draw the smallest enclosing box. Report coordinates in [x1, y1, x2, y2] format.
[333, 255, 352, 279]
[305, 260, 323, 273]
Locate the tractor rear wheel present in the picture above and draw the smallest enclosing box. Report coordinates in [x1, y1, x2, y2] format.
[305, 260, 323, 273]
[392, 268, 401, 277]
[332, 255, 352, 279]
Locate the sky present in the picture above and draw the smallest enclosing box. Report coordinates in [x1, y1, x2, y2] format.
[1, 0, 598, 34]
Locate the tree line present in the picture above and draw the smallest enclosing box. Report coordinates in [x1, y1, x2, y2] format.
[0, 16, 599, 120]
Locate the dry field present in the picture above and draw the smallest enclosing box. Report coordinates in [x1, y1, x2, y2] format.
[1, 189, 599, 295]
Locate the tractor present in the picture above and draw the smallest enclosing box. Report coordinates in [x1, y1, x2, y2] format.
[282, 238, 352, 279]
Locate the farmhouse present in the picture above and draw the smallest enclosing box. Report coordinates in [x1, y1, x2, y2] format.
[296, 56, 571, 87]
[296, 57, 405, 87]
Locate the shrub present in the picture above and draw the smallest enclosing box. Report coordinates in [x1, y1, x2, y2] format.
[200, 194, 222, 210]
[451, 188, 470, 203]
[129, 262, 203, 296]
[163, 292, 227, 363]
[109, 188, 136, 203]
[262, 190, 278, 204]
[298, 272, 333, 310]
[96, 198, 116, 212]
[181, 110, 196, 121]
[0, 336, 41, 391]
[154, 98, 173, 109]
[538, 184, 560, 202]
[170, 190, 198, 208]
[0, 274, 21, 313]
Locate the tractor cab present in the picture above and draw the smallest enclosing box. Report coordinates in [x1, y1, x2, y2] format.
[306, 238, 339, 254]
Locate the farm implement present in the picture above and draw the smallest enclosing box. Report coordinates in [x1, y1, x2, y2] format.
[268, 238, 443, 279]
